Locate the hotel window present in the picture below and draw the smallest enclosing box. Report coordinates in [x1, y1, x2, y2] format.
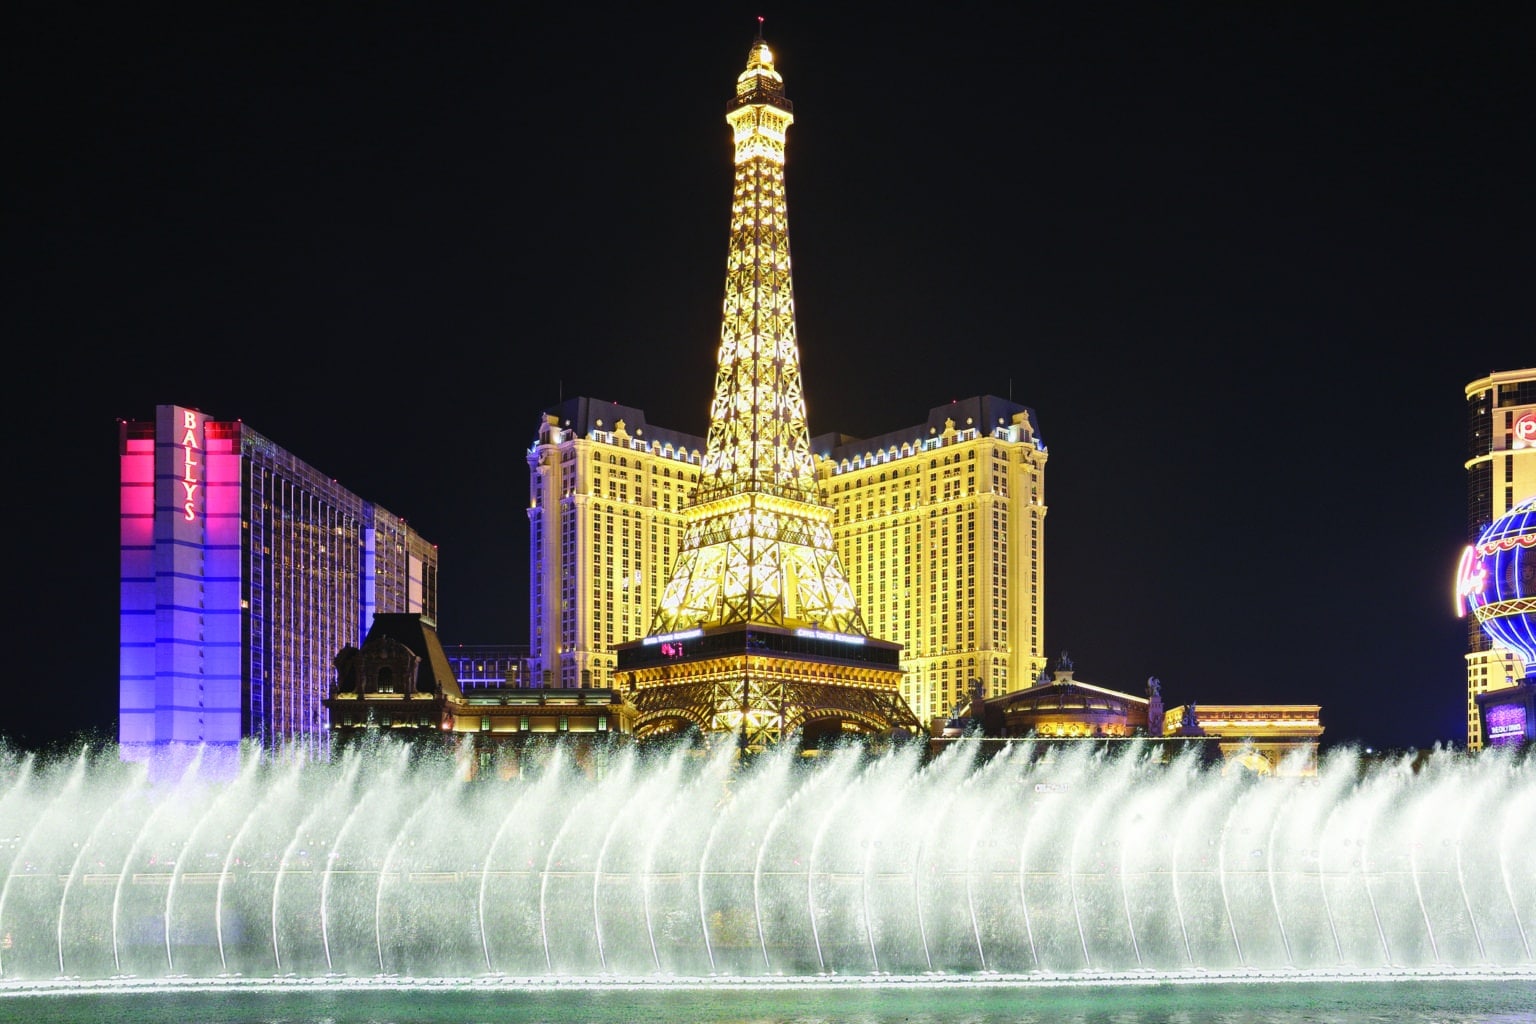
[480, 716, 491, 731]
[559, 716, 569, 732]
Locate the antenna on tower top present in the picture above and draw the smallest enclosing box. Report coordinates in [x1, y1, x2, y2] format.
[756, 15, 765, 38]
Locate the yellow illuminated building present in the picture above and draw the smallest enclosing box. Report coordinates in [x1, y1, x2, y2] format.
[526, 31, 1048, 745]
[528, 403, 697, 693]
[527, 397, 1048, 730]
[940, 660, 1322, 775]
[1163, 703, 1323, 776]
[818, 401, 1048, 721]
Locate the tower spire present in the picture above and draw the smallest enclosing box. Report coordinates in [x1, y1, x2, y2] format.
[650, 28, 863, 636]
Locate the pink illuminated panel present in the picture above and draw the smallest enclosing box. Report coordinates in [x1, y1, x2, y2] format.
[118, 425, 158, 746]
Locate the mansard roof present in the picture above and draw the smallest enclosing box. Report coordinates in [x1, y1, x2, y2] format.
[362, 613, 464, 701]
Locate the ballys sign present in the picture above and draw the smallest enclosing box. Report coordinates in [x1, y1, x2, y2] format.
[179, 408, 201, 522]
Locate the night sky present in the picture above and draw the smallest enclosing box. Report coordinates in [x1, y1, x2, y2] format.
[10, 3, 1532, 753]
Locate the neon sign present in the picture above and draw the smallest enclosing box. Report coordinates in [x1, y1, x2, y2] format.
[793, 627, 866, 645]
[1515, 411, 1536, 450]
[1454, 545, 1487, 617]
[179, 409, 201, 522]
[642, 628, 703, 647]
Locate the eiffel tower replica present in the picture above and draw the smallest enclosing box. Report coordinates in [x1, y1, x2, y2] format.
[614, 25, 920, 754]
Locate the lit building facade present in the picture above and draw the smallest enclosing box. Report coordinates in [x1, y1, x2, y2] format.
[527, 401, 705, 693]
[326, 614, 634, 780]
[817, 398, 1048, 722]
[526, 399, 1047, 728]
[1161, 703, 1323, 775]
[942, 655, 1322, 775]
[527, 34, 1047, 732]
[444, 643, 534, 689]
[977, 662, 1154, 740]
[1459, 367, 1536, 749]
[119, 404, 437, 769]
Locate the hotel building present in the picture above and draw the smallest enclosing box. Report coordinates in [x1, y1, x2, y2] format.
[819, 397, 1048, 722]
[119, 404, 437, 769]
[1460, 367, 1536, 749]
[528, 398, 1047, 732]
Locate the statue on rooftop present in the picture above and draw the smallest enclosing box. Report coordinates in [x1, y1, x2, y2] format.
[1146, 676, 1165, 736]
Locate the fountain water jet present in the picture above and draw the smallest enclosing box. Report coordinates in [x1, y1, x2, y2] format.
[0, 738, 1531, 989]
[221, 752, 313, 975]
[1, 750, 87, 978]
[313, 754, 366, 974]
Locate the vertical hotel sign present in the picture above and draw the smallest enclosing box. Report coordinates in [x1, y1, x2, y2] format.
[175, 405, 204, 523]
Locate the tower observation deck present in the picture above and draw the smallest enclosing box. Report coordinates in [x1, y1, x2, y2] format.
[615, 26, 921, 753]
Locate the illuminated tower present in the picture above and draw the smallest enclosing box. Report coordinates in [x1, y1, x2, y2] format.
[614, 28, 919, 751]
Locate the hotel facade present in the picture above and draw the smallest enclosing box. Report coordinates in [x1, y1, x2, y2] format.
[118, 404, 437, 768]
[1460, 367, 1536, 749]
[527, 393, 1048, 729]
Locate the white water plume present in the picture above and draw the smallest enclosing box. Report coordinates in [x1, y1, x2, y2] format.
[0, 738, 1531, 983]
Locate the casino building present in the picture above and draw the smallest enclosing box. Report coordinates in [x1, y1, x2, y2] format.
[1459, 367, 1536, 749]
[118, 404, 437, 771]
[1459, 494, 1536, 748]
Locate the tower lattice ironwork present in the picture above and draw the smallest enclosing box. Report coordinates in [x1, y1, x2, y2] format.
[653, 28, 863, 638]
[616, 27, 919, 752]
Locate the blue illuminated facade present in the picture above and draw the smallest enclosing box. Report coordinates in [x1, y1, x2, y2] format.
[1461, 494, 1536, 747]
[1462, 495, 1536, 674]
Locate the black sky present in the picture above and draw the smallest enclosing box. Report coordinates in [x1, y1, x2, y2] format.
[8, 2, 1533, 753]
